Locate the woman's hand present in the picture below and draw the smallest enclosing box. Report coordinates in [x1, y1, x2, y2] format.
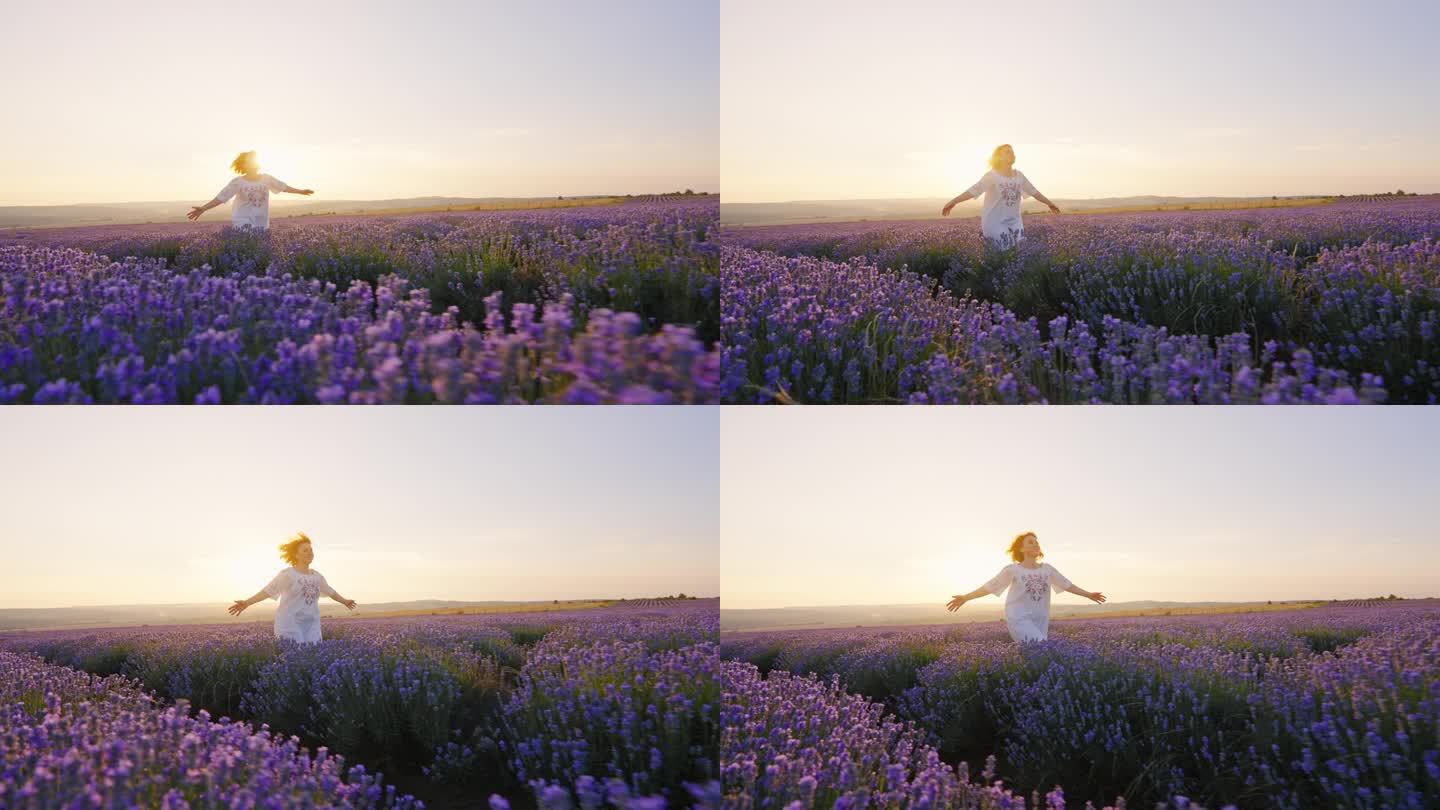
[228, 600, 248, 616]
[342, 598, 357, 610]
[1047, 203, 1061, 214]
[187, 206, 206, 221]
[941, 201, 956, 217]
[945, 594, 967, 612]
[298, 189, 315, 196]
[1087, 591, 1106, 603]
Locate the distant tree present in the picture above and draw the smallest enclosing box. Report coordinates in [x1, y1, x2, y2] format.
[678, 593, 687, 599]
[559, 195, 564, 200]
[1272, 195, 1277, 200]
[1267, 600, 1273, 605]
[1397, 189, 1405, 196]
[684, 189, 694, 195]
[553, 599, 559, 604]
[1388, 593, 1397, 600]
[1338, 193, 1345, 198]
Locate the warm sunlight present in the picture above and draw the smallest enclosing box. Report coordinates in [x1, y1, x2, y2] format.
[721, 408, 1440, 609]
[0, 408, 719, 609]
[2, 0, 717, 206]
[721, 0, 1439, 202]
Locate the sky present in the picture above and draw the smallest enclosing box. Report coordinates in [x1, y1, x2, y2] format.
[721, 0, 1440, 202]
[0, 0, 717, 206]
[721, 408, 1440, 609]
[0, 409, 718, 608]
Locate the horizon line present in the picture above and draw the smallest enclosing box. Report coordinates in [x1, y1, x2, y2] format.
[718, 191, 1437, 206]
[1, 595, 720, 611]
[0, 191, 722, 210]
[723, 595, 1437, 611]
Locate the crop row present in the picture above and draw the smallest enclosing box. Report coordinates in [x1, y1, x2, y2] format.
[1, 201, 719, 403]
[719, 603, 1440, 808]
[1, 605, 721, 808]
[721, 198, 1440, 403]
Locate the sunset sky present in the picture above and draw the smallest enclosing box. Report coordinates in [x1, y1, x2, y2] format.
[722, 0, 1440, 202]
[722, 408, 1440, 609]
[1, 0, 717, 206]
[0, 409, 718, 608]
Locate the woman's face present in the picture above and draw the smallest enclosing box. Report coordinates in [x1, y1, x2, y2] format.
[998, 146, 1015, 166]
[296, 542, 314, 566]
[241, 154, 259, 174]
[1022, 534, 1041, 557]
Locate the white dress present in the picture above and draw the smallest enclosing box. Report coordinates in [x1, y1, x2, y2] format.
[262, 566, 337, 643]
[212, 174, 288, 230]
[982, 562, 1073, 642]
[964, 170, 1040, 248]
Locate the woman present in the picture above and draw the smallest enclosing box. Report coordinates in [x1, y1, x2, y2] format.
[941, 144, 1060, 249]
[945, 532, 1105, 642]
[228, 532, 356, 643]
[187, 150, 314, 230]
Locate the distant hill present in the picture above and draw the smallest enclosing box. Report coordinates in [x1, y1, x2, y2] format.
[720, 599, 1342, 632]
[720, 195, 1339, 227]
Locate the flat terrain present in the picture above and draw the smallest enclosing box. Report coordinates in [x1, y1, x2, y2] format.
[721, 598, 1390, 633]
[720, 194, 1359, 227]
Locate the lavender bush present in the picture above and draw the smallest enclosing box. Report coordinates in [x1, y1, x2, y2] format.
[0, 200, 719, 403]
[722, 197, 1440, 403]
[0, 651, 419, 808]
[2, 600, 720, 807]
[720, 602, 1440, 808]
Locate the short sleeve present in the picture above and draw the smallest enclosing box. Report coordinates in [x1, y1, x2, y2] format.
[1019, 172, 1039, 199]
[262, 174, 289, 193]
[982, 565, 1014, 595]
[965, 172, 990, 199]
[1047, 564, 1073, 594]
[263, 568, 289, 599]
[213, 178, 240, 203]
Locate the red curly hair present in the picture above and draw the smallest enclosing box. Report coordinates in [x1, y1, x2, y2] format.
[1008, 531, 1040, 562]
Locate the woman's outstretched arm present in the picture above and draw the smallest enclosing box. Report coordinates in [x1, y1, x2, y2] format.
[321, 579, 356, 610]
[1064, 584, 1106, 603]
[326, 590, 357, 610]
[228, 589, 271, 616]
[191, 179, 239, 221]
[279, 183, 315, 196]
[941, 191, 976, 216]
[187, 198, 223, 221]
[946, 585, 994, 611]
[1021, 175, 1061, 213]
[1031, 189, 1061, 214]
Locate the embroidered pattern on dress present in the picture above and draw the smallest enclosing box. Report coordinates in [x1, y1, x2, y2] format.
[1021, 571, 1047, 601]
[240, 183, 269, 207]
[1001, 184, 1021, 206]
[299, 577, 321, 605]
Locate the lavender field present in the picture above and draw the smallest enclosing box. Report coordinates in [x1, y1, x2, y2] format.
[0, 600, 720, 808]
[0, 200, 719, 404]
[720, 601, 1439, 809]
[720, 197, 1440, 403]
